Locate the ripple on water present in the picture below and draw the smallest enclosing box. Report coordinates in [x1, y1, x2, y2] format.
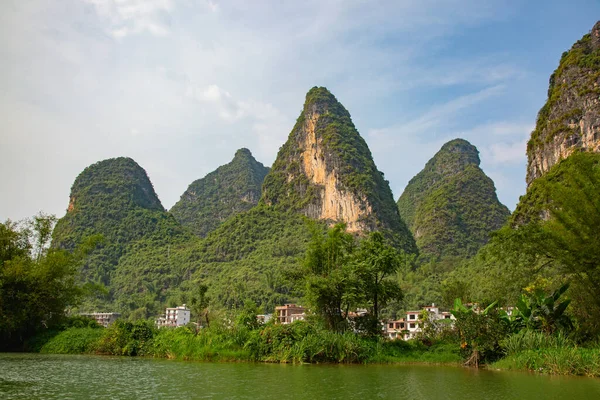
[1, 354, 600, 400]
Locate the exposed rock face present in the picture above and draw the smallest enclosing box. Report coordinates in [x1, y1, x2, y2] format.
[261, 87, 416, 252]
[526, 21, 600, 186]
[170, 148, 269, 237]
[397, 139, 510, 258]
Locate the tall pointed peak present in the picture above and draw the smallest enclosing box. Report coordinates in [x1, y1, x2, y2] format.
[439, 138, 479, 160]
[302, 86, 351, 119]
[261, 86, 416, 252]
[424, 138, 480, 177]
[398, 139, 509, 258]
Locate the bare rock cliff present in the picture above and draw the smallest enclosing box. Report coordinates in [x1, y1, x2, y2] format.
[261, 87, 416, 252]
[526, 21, 600, 186]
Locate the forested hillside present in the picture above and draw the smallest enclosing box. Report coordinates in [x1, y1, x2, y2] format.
[170, 148, 269, 237]
[397, 139, 510, 258]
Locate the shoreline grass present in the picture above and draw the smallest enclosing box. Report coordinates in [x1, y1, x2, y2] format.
[32, 322, 462, 366]
[491, 347, 600, 377]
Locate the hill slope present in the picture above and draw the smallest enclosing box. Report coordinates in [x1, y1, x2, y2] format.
[170, 148, 269, 237]
[397, 139, 510, 258]
[52, 157, 190, 300]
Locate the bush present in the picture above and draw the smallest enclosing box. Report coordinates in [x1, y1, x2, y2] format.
[39, 327, 103, 354]
[501, 330, 573, 356]
[96, 320, 156, 356]
[493, 347, 600, 377]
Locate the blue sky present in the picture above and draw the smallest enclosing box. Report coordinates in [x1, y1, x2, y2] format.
[1, 0, 599, 221]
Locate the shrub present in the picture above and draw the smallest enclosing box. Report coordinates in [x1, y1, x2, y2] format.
[39, 327, 103, 354]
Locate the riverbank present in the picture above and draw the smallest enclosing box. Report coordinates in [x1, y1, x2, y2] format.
[30, 321, 600, 377]
[491, 348, 600, 377]
[29, 320, 462, 365]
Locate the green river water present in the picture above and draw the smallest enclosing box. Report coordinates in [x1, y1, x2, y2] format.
[1, 353, 599, 399]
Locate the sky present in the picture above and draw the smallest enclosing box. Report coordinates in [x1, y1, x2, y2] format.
[1, 0, 599, 222]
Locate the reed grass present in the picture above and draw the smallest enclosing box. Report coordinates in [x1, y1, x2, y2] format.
[37, 321, 461, 365]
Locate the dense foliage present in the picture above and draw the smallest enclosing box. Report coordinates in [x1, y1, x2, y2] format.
[170, 148, 269, 237]
[300, 224, 405, 334]
[0, 215, 85, 350]
[397, 139, 510, 258]
[445, 152, 600, 340]
[36, 316, 461, 365]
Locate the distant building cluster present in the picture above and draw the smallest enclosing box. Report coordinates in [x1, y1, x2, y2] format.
[155, 304, 191, 328]
[80, 312, 121, 328]
[385, 304, 455, 341]
[274, 304, 306, 324]
[79, 302, 458, 341]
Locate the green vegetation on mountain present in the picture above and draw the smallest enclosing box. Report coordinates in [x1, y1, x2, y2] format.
[177, 205, 317, 311]
[52, 157, 192, 311]
[397, 139, 510, 258]
[261, 87, 416, 253]
[170, 148, 269, 237]
[103, 204, 317, 318]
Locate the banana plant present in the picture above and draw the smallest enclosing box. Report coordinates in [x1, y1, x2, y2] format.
[512, 283, 572, 334]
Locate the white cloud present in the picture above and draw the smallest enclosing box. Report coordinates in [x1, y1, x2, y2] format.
[453, 121, 534, 165]
[0, 0, 555, 221]
[85, 0, 175, 37]
[370, 85, 505, 139]
[186, 84, 243, 121]
[486, 140, 528, 164]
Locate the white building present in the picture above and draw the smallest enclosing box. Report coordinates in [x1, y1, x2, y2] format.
[386, 303, 455, 340]
[156, 304, 191, 328]
[80, 312, 120, 328]
[257, 314, 272, 324]
[275, 304, 306, 324]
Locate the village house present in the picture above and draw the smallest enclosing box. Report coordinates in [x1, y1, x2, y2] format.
[385, 319, 406, 340]
[256, 314, 273, 324]
[80, 312, 121, 328]
[385, 303, 455, 340]
[156, 304, 191, 328]
[275, 304, 306, 324]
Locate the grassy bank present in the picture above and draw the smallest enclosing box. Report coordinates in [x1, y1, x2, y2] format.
[492, 348, 600, 377]
[33, 320, 461, 365]
[490, 330, 600, 377]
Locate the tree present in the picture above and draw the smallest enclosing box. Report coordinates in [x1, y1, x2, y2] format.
[479, 153, 600, 335]
[512, 283, 572, 334]
[302, 223, 356, 332]
[0, 215, 86, 349]
[451, 299, 509, 367]
[190, 282, 210, 330]
[353, 232, 404, 335]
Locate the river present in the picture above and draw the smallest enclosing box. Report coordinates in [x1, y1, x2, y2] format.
[1, 353, 599, 399]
